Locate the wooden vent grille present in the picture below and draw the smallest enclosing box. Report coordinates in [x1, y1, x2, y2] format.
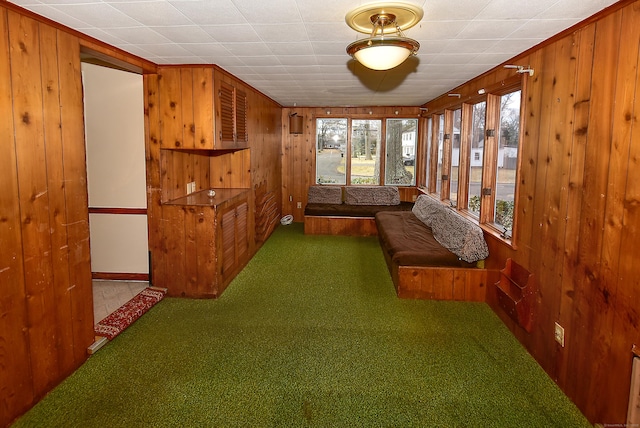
[235, 90, 247, 142]
[221, 209, 235, 274]
[236, 202, 248, 259]
[219, 82, 235, 142]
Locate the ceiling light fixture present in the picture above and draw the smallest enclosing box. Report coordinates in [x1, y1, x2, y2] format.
[345, 2, 423, 71]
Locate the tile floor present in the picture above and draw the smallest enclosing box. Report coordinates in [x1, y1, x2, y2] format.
[92, 280, 148, 324]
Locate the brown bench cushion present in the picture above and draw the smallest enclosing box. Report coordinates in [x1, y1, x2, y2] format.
[375, 211, 474, 268]
[305, 202, 413, 217]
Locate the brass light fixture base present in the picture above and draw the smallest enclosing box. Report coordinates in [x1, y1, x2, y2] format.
[345, 2, 424, 35]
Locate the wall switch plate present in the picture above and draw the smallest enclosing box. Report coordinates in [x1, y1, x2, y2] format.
[187, 181, 196, 194]
[554, 322, 565, 347]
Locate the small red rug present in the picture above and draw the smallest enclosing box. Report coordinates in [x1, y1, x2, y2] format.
[95, 287, 167, 340]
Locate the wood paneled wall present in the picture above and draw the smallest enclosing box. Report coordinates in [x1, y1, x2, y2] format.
[0, 6, 94, 427]
[281, 106, 422, 221]
[423, 0, 640, 423]
[145, 66, 282, 297]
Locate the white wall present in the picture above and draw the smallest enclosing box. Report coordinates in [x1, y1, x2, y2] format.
[82, 62, 148, 274]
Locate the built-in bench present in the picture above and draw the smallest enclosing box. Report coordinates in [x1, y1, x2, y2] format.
[375, 195, 490, 301]
[304, 185, 412, 236]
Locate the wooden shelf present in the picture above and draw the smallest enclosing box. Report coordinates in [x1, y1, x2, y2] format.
[164, 188, 248, 207]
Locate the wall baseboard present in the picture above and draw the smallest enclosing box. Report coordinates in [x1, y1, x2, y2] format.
[92, 272, 149, 281]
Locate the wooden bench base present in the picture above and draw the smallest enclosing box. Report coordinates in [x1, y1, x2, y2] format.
[394, 265, 490, 301]
[304, 215, 377, 236]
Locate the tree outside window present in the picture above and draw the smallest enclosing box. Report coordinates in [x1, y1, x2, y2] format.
[385, 118, 417, 186]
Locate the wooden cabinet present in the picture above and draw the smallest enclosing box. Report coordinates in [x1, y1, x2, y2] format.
[156, 188, 251, 298]
[220, 200, 248, 282]
[158, 66, 248, 150]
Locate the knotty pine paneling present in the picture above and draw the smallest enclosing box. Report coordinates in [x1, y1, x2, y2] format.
[281, 107, 422, 222]
[1, 6, 94, 427]
[423, 1, 640, 424]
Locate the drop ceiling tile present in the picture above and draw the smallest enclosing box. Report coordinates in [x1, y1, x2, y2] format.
[268, 42, 314, 56]
[441, 39, 496, 54]
[150, 25, 215, 43]
[248, 65, 289, 74]
[23, 4, 92, 29]
[306, 23, 354, 42]
[53, 3, 143, 28]
[508, 19, 581, 39]
[277, 55, 318, 66]
[104, 26, 172, 44]
[169, 0, 246, 25]
[202, 24, 261, 43]
[182, 43, 231, 57]
[230, 0, 302, 24]
[109, 1, 191, 27]
[311, 42, 348, 56]
[224, 42, 272, 56]
[423, 53, 477, 65]
[239, 56, 280, 67]
[488, 38, 542, 54]
[424, 0, 492, 20]
[116, 44, 158, 58]
[412, 21, 468, 40]
[476, 0, 558, 20]
[80, 28, 129, 46]
[457, 19, 527, 39]
[133, 43, 193, 57]
[253, 23, 308, 43]
[466, 52, 512, 65]
[534, 0, 618, 19]
[298, 0, 352, 22]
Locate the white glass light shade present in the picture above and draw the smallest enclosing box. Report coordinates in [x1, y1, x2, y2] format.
[347, 37, 419, 71]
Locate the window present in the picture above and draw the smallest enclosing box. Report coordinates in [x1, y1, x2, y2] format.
[435, 114, 444, 194]
[450, 108, 462, 206]
[351, 120, 381, 184]
[315, 117, 417, 186]
[425, 117, 432, 189]
[423, 76, 524, 243]
[494, 90, 521, 232]
[316, 118, 348, 184]
[385, 118, 417, 186]
[468, 101, 486, 217]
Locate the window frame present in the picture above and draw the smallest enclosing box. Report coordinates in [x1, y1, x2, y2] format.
[422, 74, 526, 246]
[314, 115, 419, 187]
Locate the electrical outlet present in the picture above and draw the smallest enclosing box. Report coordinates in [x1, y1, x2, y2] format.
[187, 181, 196, 194]
[297, 202, 302, 209]
[554, 322, 565, 347]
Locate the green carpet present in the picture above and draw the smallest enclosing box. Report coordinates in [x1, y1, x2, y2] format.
[14, 223, 590, 427]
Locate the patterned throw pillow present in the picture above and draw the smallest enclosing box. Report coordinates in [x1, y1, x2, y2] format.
[343, 186, 400, 205]
[307, 185, 343, 204]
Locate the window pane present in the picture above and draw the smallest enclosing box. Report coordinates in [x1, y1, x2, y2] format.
[425, 117, 432, 189]
[436, 115, 444, 194]
[385, 119, 417, 186]
[316, 118, 347, 184]
[450, 109, 462, 206]
[468, 101, 486, 217]
[351, 120, 381, 184]
[495, 91, 521, 231]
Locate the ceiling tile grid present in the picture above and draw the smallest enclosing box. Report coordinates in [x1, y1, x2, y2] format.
[8, 0, 620, 106]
